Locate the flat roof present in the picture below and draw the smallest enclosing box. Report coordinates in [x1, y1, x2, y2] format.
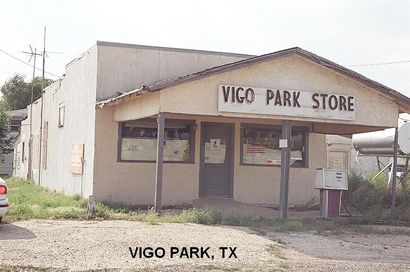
[96, 41, 255, 58]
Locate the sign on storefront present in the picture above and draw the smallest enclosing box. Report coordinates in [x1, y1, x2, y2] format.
[218, 85, 355, 120]
[71, 144, 85, 175]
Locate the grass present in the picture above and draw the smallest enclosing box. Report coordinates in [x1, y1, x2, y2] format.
[5, 177, 87, 222]
[345, 171, 410, 222]
[4, 177, 410, 236]
[266, 244, 289, 270]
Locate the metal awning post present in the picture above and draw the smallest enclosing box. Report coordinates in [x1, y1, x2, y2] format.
[279, 120, 292, 219]
[154, 112, 165, 213]
[390, 127, 399, 218]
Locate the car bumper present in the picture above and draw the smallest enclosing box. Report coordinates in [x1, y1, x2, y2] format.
[0, 202, 8, 216]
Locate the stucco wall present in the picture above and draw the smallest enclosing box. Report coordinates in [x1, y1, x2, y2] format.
[93, 110, 324, 206]
[98, 52, 402, 206]
[93, 42, 254, 204]
[113, 92, 160, 121]
[234, 126, 324, 205]
[156, 54, 398, 128]
[93, 107, 200, 205]
[96, 43, 252, 101]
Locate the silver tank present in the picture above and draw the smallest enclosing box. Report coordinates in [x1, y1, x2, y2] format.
[352, 122, 410, 156]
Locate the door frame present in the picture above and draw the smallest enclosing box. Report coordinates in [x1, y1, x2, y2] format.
[199, 122, 235, 198]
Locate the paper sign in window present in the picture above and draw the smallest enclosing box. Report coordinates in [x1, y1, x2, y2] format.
[205, 139, 226, 163]
[121, 138, 190, 162]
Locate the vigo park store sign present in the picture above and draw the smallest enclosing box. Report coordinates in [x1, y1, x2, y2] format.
[218, 85, 355, 120]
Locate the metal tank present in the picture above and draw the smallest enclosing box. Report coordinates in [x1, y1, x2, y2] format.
[352, 122, 410, 156]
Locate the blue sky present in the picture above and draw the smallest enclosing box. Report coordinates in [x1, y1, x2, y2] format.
[1, 0, 409, 96]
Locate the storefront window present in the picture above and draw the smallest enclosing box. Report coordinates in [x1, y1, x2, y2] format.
[241, 125, 307, 167]
[119, 119, 194, 162]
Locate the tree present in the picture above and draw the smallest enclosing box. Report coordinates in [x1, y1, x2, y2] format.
[0, 100, 11, 155]
[0, 74, 53, 110]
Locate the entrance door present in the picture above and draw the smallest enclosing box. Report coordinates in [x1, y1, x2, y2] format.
[200, 123, 234, 197]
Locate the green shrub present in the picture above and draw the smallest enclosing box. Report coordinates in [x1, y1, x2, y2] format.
[346, 170, 410, 221]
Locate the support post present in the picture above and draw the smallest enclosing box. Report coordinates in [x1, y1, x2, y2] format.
[279, 120, 292, 219]
[154, 112, 165, 213]
[390, 127, 399, 218]
[27, 48, 37, 180]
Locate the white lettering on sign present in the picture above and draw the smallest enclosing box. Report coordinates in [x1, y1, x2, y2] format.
[218, 85, 355, 120]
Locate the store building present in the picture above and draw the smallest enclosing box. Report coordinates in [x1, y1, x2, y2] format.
[14, 41, 410, 213]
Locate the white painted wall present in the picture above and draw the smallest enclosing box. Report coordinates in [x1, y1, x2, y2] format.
[15, 41, 252, 200]
[15, 46, 98, 198]
[96, 42, 252, 100]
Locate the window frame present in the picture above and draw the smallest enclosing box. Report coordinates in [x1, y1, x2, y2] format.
[58, 104, 65, 128]
[239, 123, 309, 168]
[117, 118, 196, 164]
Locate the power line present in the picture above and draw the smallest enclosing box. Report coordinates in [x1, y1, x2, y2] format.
[0, 48, 60, 78]
[347, 59, 410, 67]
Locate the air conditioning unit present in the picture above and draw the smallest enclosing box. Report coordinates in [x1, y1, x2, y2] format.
[315, 168, 348, 191]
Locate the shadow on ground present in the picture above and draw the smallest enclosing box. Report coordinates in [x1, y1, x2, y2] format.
[0, 223, 37, 240]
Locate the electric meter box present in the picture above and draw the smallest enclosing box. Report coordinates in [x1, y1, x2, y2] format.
[315, 168, 348, 191]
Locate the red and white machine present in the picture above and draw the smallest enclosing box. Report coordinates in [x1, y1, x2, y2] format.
[315, 168, 348, 218]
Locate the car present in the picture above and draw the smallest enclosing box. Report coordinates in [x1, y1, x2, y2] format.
[0, 178, 8, 223]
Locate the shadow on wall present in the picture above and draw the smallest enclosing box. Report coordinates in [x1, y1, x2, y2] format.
[0, 224, 37, 240]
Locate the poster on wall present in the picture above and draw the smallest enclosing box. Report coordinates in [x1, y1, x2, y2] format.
[71, 144, 85, 175]
[243, 144, 303, 165]
[204, 139, 226, 163]
[121, 138, 190, 162]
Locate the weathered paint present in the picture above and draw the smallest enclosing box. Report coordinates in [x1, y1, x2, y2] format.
[13, 41, 404, 209]
[15, 42, 251, 200]
[154, 55, 398, 128]
[15, 45, 98, 198]
[94, 109, 324, 206]
[96, 43, 252, 101]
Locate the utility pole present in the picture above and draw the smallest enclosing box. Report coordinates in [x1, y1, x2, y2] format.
[22, 27, 60, 184]
[38, 26, 46, 186]
[21, 45, 42, 180]
[390, 127, 399, 218]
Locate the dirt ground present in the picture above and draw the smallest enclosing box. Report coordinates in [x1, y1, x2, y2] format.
[1, 220, 410, 271]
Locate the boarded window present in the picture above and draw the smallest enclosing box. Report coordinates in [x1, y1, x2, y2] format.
[241, 125, 308, 167]
[119, 118, 194, 163]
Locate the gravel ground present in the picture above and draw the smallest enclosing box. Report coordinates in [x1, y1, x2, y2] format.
[266, 229, 410, 264]
[0, 220, 278, 271]
[266, 230, 410, 272]
[1, 220, 410, 271]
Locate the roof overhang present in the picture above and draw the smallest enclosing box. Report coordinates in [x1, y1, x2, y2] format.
[96, 47, 410, 112]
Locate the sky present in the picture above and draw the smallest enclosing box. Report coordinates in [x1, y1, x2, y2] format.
[0, 0, 409, 96]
